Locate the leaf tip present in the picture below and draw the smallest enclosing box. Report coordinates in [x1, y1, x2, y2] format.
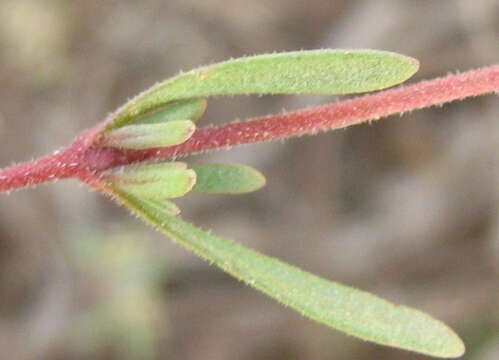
[185, 168, 198, 193]
[442, 334, 466, 359]
[406, 55, 420, 77]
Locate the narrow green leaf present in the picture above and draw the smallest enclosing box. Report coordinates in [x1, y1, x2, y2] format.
[139, 198, 180, 215]
[190, 164, 266, 194]
[134, 98, 207, 125]
[109, 50, 419, 129]
[106, 162, 196, 199]
[112, 190, 465, 358]
[100, 120, 195, 149]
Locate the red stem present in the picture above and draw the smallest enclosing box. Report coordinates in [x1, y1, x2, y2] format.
[0, 150, 76, 193]
[0, 137, 95, 193]
[1, 65, 498, 193]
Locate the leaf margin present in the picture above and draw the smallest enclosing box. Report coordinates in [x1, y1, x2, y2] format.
[105, 49, 419, 130]
[107, 187, 465, 359]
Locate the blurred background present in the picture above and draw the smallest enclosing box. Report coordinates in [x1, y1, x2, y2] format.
[0, 1, 498, 359]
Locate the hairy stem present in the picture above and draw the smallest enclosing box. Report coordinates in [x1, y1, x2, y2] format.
[0, 65, 497, 193]
[111, 65, 498, 163]
[0, 150, 78, 193]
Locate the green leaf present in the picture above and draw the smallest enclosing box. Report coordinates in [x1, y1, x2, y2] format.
[190, 163, 266, 194]
[134, 98, 207, 125]
[113, 190, 465, 358]
[109, 50, 419, 129]
[101, 120, 195, 149]
[139, 198, 180, 215]
[106, 162, 196, 199]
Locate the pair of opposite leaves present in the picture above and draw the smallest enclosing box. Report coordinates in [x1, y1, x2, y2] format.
[94, 50, 464, 358]
[101, 97, 266, 214]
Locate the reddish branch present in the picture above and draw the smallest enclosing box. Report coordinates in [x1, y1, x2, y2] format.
[1, 65, 498, 193]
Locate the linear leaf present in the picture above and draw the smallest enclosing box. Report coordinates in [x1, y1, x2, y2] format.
[190, 163, 266, 194]
[139, 198, 180, 215]
[106, 162, 196, 199]
[101, 120, 195, 149]
[134, 98, 207, 125]
[109, 50, 418, 129]
[113, 190, 464, 358]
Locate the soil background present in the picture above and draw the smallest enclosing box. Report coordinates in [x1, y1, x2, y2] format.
[0, 1, 498, 359]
